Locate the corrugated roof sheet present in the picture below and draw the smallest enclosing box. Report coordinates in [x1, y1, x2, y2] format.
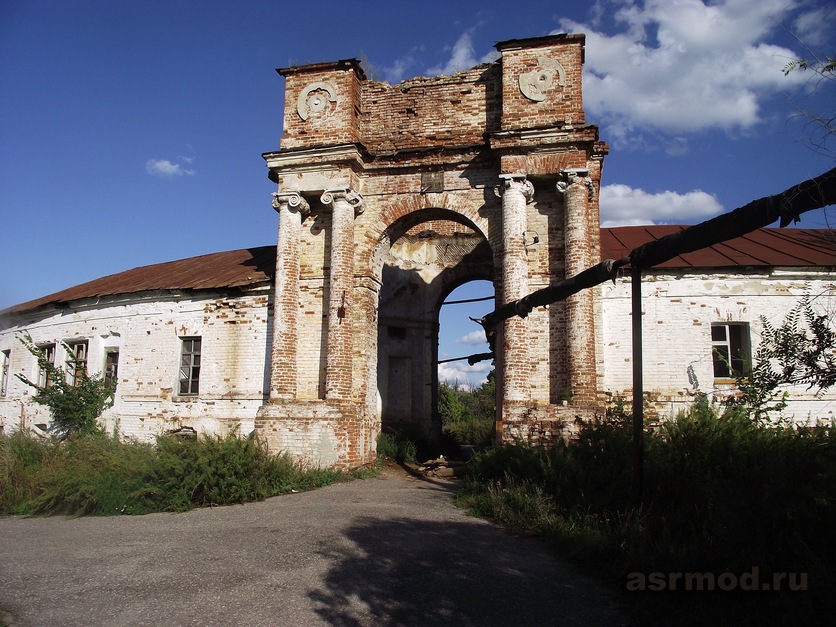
[3, 227, 834, 317]
[601, 226, 836, 268]
[2, 246, 276, 316]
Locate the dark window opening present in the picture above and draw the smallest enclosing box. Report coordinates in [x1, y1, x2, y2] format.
[711, 322, 751, 379]
[179, 337, 201, 395]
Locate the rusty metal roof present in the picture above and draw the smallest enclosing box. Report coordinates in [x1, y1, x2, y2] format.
[3, 227, 834, 317]
[602, 226, 836, 269]
[2, 246, 276, 316]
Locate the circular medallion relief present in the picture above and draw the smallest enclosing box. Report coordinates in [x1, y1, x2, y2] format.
[518, 57, 566, 102]
[296, 81, 338, 121]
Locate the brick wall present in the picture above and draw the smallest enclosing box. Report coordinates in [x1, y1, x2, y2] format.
[0, 288, 271, 440]
[602, 270, 836, 423]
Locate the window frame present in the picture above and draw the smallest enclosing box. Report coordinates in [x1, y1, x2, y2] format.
[104, 349, 119, 390]
[37, 343, 56, 388]
[711, 322, 752, 381]
[178, 337, 202, 396]
[1, 349, 10, 397]
[65, 340, 89, 387]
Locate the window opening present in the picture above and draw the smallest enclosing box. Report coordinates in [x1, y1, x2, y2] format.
[179, 337, 201, 395]
[37, 343, 56, 388]
[1, 350, 10, 397]
[104, 350, 119, 389]
[66, 341, 89, 387]
[711, 322, 751, 378]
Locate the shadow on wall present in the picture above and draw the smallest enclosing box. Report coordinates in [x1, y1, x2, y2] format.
[307, 502, 626, 625]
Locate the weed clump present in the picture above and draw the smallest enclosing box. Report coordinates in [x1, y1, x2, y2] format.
[458, 403, 836, 625]
[0, 430, 360, 517]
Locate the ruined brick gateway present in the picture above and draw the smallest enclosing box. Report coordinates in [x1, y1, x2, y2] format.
[256, 34, 609, 466]
[3, 33, 831, 465]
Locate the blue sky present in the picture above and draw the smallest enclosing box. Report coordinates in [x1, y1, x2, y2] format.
[1, 0, 833, 386]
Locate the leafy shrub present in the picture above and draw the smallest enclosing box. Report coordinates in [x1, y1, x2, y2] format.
[15, 334, 114, 439]
[0, 429, 353, 516]
[460, 403, 836, 624]
[438, 371, 495, 446]
[376, 432, 418, 464]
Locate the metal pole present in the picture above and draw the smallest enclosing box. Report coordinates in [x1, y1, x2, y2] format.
[631, 267, 644, 506]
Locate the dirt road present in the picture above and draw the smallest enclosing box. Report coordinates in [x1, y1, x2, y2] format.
[0, 467, 628, 626]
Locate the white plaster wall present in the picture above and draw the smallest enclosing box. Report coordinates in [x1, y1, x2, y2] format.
[0, 287, 271, 441]
[601, 269, 836, 424]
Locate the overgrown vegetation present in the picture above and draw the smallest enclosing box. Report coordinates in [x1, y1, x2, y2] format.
[0, 430, 367, 516]
[438, 370, 496, 447]
[16, 334, 114, 439]
[732, 295, 835, 421]
[458, 401, 836, 625]
[376, 431, 418, 464]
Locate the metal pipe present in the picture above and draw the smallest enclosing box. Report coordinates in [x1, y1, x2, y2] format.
[631, 267, 644, 506]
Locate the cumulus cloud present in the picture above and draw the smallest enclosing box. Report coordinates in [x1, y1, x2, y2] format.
[600, 183, 723, 227]
[426, 30, 499, 76]
[557, 0, 816, 139]
[438, 360, 492, 386]
[456, 330, 487, 345]
[145, 157, 195, 178]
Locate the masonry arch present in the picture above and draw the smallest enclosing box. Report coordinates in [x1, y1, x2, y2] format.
[373, 206, 495, 443]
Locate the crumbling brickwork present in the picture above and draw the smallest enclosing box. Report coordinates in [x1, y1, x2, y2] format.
[258, 34, 608, 467]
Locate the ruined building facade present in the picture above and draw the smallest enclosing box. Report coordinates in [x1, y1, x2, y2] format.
[257, 34, 607, 466]
[2, 35, 834, 466]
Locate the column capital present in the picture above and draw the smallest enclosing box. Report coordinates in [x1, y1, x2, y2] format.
[320, 187, 365, 215]
[499, 174, 534, 204]
[272, 191, 310, 215]
[556, 168, 594, 200]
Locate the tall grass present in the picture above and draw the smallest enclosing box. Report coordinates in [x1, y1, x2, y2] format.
[0, 430, 359, 517]
[458, 403, 836, 625]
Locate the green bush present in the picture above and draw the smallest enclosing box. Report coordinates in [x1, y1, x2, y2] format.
[438, 372, 496, 446]
[15, 334, 114, 439]
[459, 404, 836, 624]
[0, 429, 355, 516]
[376, 432, 418, 464]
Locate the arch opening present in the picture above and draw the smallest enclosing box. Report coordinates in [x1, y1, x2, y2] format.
[375, 209, 494, 449]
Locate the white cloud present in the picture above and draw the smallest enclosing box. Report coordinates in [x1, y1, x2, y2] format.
[557, 0, 815, 138]
[600, 183, 723, 227]
[145, 158, 195, 178]
[426, 30, 499, 76]
[382, 57, 413, 84]
[438, 360, 491, 386]
[456, 330, 486, 345]
[791, 5, 834, 47]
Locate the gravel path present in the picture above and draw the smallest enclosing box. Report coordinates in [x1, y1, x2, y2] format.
[0, 467, 629, 626]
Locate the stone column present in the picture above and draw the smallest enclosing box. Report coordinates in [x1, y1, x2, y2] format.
[557, 169, 597, 403]
[320, 188, 364, 402]
[269, 191, 310, 400]
[499, 174, 534, 402]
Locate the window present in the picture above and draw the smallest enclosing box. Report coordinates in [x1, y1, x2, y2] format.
[104, 350, 119, 389]
[179, 337, 201, 395]
[711, 323, 751, 379]
[1, 350, 9, 397]
[66, 341, 89, 387]
[37, 343, 56, 388]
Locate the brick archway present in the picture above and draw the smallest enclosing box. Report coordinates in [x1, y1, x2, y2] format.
[258, 33, 607, 467]
[372, 207, 494, 442]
